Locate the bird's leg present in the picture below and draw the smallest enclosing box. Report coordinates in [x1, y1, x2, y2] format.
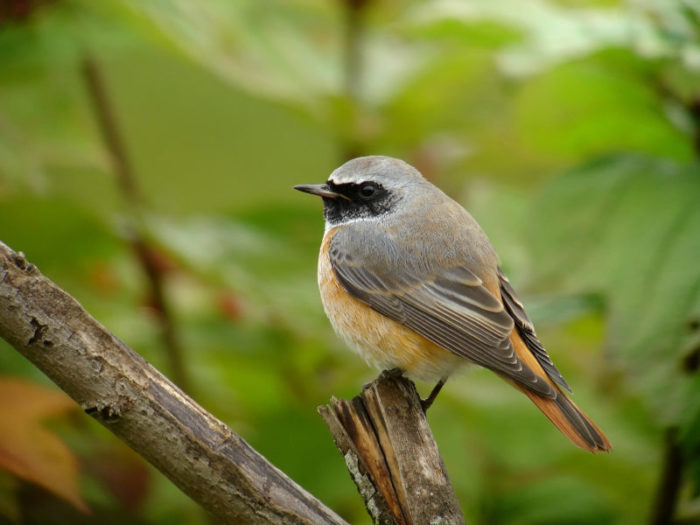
[421, 378, 447, 412]
[370, 370, 445, 412]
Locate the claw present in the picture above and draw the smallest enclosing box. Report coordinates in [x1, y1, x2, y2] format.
[380, 367, 404, 380]
[364, 368, 405, 391]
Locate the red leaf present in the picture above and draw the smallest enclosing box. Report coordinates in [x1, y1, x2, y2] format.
[0, 378, 88, 513]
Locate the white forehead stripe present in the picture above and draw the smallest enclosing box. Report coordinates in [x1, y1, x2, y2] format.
[327, 173, 359, 184]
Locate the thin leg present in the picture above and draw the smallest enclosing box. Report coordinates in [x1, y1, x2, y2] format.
[421, 378, 447, 412]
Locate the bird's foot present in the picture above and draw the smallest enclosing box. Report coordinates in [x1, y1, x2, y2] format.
[380, 367, 405, 380]
[363, 368, 404, 390]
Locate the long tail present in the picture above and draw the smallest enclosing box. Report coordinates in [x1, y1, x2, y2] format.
[512, 381, 611, 452]
[507, 332, 611, 453]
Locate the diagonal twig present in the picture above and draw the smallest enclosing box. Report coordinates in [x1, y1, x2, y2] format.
[0, 240, 348, 525]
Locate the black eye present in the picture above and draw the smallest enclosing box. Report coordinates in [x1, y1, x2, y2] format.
[358, 183, 378, 200]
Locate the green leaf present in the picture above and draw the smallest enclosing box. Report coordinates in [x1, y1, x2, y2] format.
[405, 16, 525, 49]
[79, 0, 341, 116]
[514, 60, 694, 163]
[530, 155, 700, 425]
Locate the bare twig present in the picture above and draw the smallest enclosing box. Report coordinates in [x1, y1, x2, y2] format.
[0, 241, 348, 525]
[650, 427, 684, 525]
[81, 56, 189, 393]
[319, 370, 465, 525]
[81, 56, 140, 205]
[341, 0, 369, 160]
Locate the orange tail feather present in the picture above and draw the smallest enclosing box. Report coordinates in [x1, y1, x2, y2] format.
[507, 332, 611, 453]
[512, 382, 611, 453]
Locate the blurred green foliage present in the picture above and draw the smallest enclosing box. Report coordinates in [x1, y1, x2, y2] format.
[0, 0, 699, 523]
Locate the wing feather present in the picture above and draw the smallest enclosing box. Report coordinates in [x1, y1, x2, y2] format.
[497, 268, 572, 392]
[330, 236, 555, 397]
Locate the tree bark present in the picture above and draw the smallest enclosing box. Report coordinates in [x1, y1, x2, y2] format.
[319, 370, 465, 525]
[0, 240, 347, 525]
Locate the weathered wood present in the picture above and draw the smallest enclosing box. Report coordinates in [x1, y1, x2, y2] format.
[319, 397, 400, 524]
[0, 241, 348, 525]
[319, 370, 466, 525]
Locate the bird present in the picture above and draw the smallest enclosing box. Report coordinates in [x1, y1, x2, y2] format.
[294, 155, 611, 453]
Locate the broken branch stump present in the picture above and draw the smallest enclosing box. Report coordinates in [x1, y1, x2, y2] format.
[319, 371, 465, 525]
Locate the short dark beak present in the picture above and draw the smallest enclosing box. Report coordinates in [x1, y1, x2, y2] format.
[293, 183, 350, 200]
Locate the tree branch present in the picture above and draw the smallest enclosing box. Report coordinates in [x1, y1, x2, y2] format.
[319, 370, 465, 525]
[0, 240, 347, 525]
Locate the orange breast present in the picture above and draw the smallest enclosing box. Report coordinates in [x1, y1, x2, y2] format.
[318, 227, 464, 382]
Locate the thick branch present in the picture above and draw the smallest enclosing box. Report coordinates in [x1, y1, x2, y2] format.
[319, 370, 465, 525]
[0, 241, 347, 525]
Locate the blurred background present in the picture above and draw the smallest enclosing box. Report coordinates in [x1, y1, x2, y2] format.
[0, 0, 699, 523]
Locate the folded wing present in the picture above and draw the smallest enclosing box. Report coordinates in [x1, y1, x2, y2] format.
[329, 237, 556, 398]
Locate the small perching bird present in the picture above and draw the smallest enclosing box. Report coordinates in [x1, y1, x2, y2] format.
[295, 156, 611, 453]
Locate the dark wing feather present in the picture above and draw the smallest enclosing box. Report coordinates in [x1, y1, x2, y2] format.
[497, 268, 572, 392]
[330, 241, 555, 398]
